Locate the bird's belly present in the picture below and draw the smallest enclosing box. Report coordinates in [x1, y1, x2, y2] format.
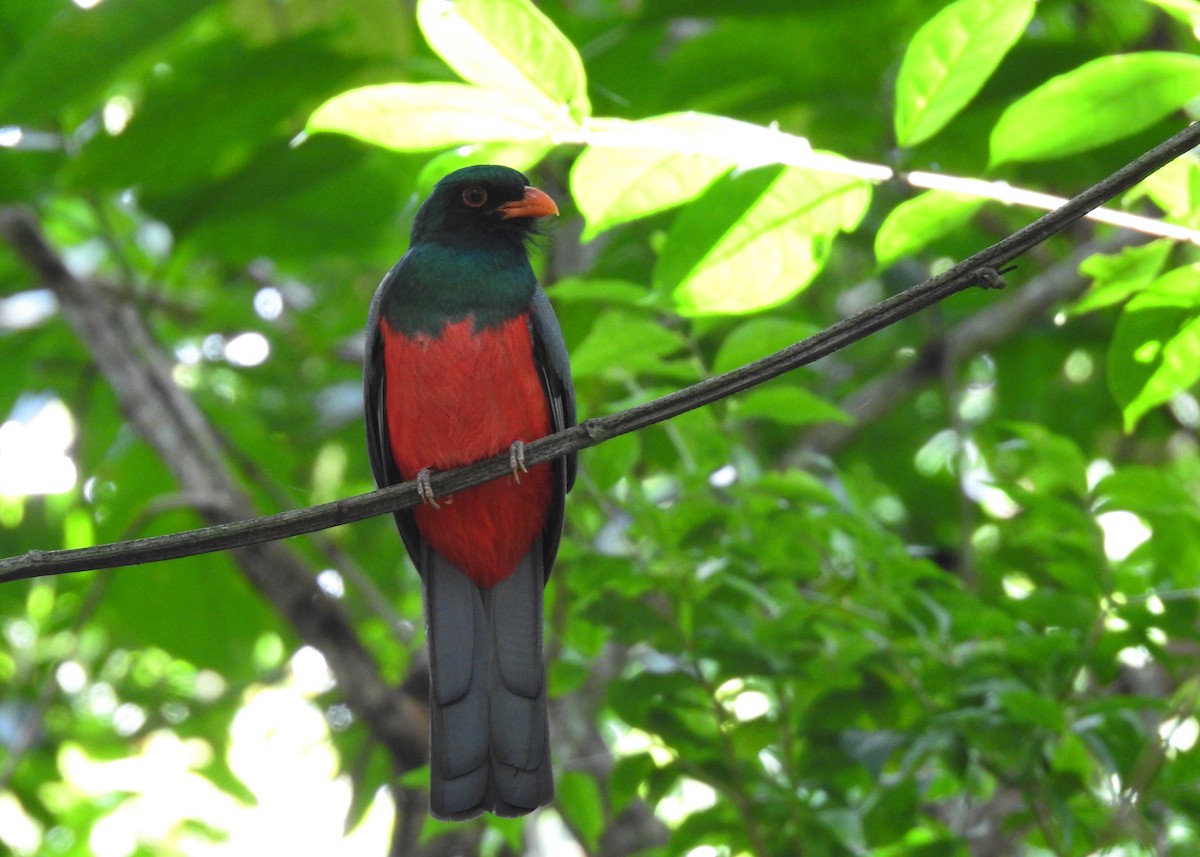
[381, 314, 554, 586]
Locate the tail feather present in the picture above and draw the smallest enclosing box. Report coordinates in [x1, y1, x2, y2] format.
[422, 540, 552, 820]
[424, 547, 489, 818]
[486, 546, 552, 814]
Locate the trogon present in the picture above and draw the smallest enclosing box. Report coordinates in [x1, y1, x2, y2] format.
[364, 165, 576, 820]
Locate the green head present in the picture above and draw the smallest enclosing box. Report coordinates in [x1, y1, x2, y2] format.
[411, 165, 559, 247]
[377, 165, 560, 335]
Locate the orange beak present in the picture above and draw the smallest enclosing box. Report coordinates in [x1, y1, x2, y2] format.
[498, 186, 559, 219]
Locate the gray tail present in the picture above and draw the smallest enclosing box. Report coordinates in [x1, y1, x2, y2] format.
[421, 541, 552, 820]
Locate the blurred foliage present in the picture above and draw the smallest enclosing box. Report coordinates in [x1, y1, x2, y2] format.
[2, 0, 1200, 854]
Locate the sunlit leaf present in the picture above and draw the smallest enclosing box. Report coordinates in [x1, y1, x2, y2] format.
[991, 52, 1200, 165]
[1108, 265, 1200, 431]
[1073, 240, 1173, 314]
[894, 0, 1034, 147]
[308, 82, 568, 151]
[657, 164, 870, 316]
[1143, 0, 1200, 31]
[573, 143, 727, 239]
[875, 190, 986, 266]
[1133, 155, 1200, 223]
[416, 0, 590, 121]
[416, 141, 552, 193]
[572, 113, 811, 239]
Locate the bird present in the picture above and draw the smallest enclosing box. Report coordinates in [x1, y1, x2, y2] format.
[363, 164, 576, 820]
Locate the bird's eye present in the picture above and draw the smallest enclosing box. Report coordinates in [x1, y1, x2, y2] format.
[462, 186, 488, 207]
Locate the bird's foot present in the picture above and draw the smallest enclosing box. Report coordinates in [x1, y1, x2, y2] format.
[508, 440, 528, 485]
[416, 468, 441, 509]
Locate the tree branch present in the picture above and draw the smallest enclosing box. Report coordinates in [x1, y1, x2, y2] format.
[1, 121, 1197, 583]
[800, 232, 1144, 457]
[0, 207, 427, 772]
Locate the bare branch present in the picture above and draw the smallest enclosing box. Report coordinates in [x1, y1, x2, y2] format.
[801, 233, 1144, 456]
[0, 207, 426, 770]
[1, 121, 1198, 584]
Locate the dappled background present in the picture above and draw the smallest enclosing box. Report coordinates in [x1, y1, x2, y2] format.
[2, 0, 1200, 855]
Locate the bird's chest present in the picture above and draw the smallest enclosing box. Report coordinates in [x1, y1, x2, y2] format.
[380, 313, 551, 472]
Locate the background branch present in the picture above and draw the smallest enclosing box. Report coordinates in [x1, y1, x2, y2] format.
[0, 207, 427, 773]
[800, 233, 1144, 457]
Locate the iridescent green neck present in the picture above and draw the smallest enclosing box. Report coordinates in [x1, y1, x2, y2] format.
[379, 238, 537, 337]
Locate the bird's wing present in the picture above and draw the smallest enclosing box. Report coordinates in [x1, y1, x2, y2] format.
[529, 285, 577, 578]
[364, 285, 425, 566]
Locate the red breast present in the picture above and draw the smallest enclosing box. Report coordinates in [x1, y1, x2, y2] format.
[381, 314, 553, 587]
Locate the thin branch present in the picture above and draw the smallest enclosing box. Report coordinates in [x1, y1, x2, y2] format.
[904, 169, 1200, 245]
[1, 122, 1198, 583]
[213, 423, 416, 643]
[557, 121, 1200, 245]
[800, 233, 1143, 457]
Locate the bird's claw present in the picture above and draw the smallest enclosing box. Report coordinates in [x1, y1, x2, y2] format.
[509, 440, 528, 484]
[416, 468, 441, 509]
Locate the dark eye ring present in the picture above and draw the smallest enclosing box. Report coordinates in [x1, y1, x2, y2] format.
[462, 186, 488, 207]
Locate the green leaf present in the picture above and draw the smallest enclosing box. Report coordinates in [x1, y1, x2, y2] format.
[68, 35, 363, 193]
[572, 129, 729, 240]
[0, 0, 216, 124]
[712, 318, 816, 375]
[147, 136, 411, 264]
[1001, 422, 1091, 499]
[100, 556, 284, 677]
[416, 0, 590, 122]
[572, 113, 815, 240]
[863, 778, 920, 847]
[894, 0, 1034, 147]
[586, 432, 642, 490]
[556, 771, 604, 850]
[308, 82, 568, 151]
[656, 164, 870, 316]
[416, 141, 552, 193]
[1073, 240, 1173, 315]
[875, 190, 986, 266]
[1093, 467, 1196, 517]
[1107, 265, 1200, 431]
[1051, 732, 1094, 779]
[610, 752, 656, 814]
[549, 277, 653, 307]
[997, 688, 1066, 730]
[1143, 0, 1200, 31]
[990, 52, 1200, 165]
[1135, 154, 1200, 223]
[570, 311, 686, 379]
[732, 385, 851, 427]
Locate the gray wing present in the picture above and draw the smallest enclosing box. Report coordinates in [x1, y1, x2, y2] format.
[364, 279, 423, 566]
[528, 284, 577, 578]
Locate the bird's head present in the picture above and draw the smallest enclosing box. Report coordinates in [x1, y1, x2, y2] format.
[411, 165, 559, 245]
